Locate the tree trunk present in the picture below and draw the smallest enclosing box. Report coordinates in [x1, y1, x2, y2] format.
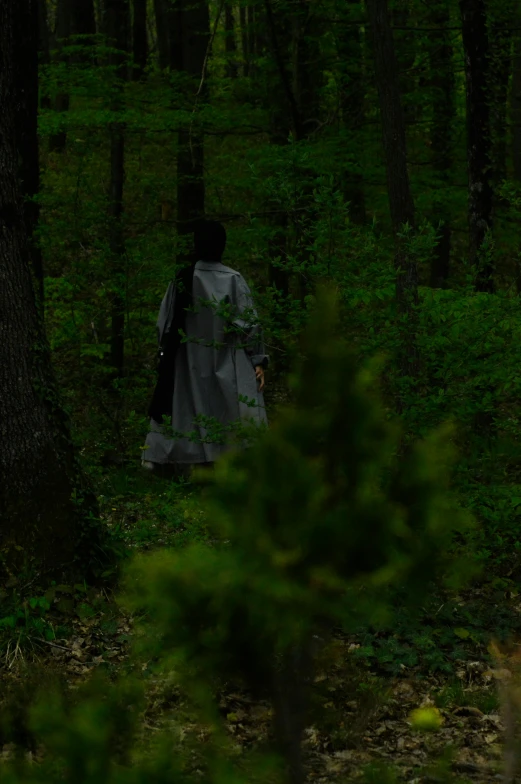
[72, 0, 96, 42]
[132, 0, 148, 79]
[0, 0, 100, 582]
[105, 0, 130, 376]
[366, 0, 419, 394]
[488, 1, 514, 210]
[172, 0, 210, 262]
[240, 5, 250, 76]
[38, 0, 53, 111]
[459, 0, 494, 293]
[427, 0, 455, 288]
[153, 0, 171, 70]
[336, 0, 366, 225]
[513, 35, 521, 185]
[14, 0, 44, 308]
[511, 33, 521, 292]
[224, 2, 238, 78]
[49, 0, 72, 152]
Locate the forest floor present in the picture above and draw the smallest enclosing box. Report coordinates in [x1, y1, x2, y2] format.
[1, 466, 520, 783]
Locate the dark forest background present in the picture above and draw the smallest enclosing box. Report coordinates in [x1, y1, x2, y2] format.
[4, 0, 521, 780]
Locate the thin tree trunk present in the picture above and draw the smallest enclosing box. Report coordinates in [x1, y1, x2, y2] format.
[240, 4, 249, 76]
[132, 0, 148, 79]
[105, 0, 130, 376]
[224, 2, 238, 78]
[247, 4, 256, 74]
[14, 0, 44, 308]
[173, 0, 209, 262]
[49, 0, 72, 152]
[428, 0, 455, 288]
[72, 0, 96, 42]
[366, 0, 419, 395]
[337, 0, 366, 225]
[0, 0, 100, 581]
[488, 1, 514, 211]
[153, 0, 170, 69]
[459, 0, 494, 293]
[38, 0, 53, 111]
[513, 36, 521, 185]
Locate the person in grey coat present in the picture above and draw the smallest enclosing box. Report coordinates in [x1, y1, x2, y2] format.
[142, 220, 268, 472]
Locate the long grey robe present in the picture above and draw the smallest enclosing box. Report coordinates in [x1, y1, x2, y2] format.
[143, 261, 269, 465]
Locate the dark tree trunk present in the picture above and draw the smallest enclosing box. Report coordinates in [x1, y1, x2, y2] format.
[336, 0, 366, 225]
[14, 0, 44, 307]
[247, 4, 256, 73]
[513, 36, 521, 185]
[172, 0, 210, 262]
[391, 0, 416, 124]
[366, 0, 419, 393]
[132, 0, 148, 79]
[0, 0, 100, 582]
[488, 1, 514, 208]
[427, 0, 455, 288]
[459, 0, 494, 294]
[72, 0, 96, 40]
[105, 0, 130, 376]
[240, 5, 250, 76]
[49, 0, 72, 152]
[272, 644, 313, 784]
[38, 0, 52, 111]
[224, 2, 238, 78]
[153, 0, 171, 70]
[512, 34, 521, 292]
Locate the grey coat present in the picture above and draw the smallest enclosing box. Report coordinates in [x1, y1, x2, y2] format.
[143, 261, 268, 465]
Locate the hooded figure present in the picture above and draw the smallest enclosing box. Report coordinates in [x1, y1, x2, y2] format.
[143, 220, 268, 469]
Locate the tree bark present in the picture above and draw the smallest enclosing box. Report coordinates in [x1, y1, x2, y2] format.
[38, 0, 53, 111]
[153, 0, 171, 70]
[132, 0, 148, 79]
[336, 0, 366, 225]
[0, 0, 100, 582]
[427, 0, 455, 288]
[172, 0, 210, 262]
[459, 0, 494, 293]
[366, 0, 419, 393]
[72, 0, 96, 40]
[224, 2, 238, 78]
[104, 0, 130, 376]
[14, 0, 44, 308]
[240, 4, 250, 76]
[49, 0, 72, 152]
[512, 35, 521, 185]
[488, 0, 514, 207]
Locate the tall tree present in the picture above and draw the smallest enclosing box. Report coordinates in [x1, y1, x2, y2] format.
[72, 0, 97, 42]
[171, 0, 210, 262]
[240, 4, 251, 76]
[14, 0, 44, 306]
[459, 0, 494, 293]
[105, 0, 130, 376]
[224, 2, 238, 78]
[153, 0, 173, 70]
[0, 0, 101, 580]
[427, 0, 455, 288]
[336, 0, 366, 225]
[488, 0, 515, 208]
[132, 0, 148, 79]
[366, 0, 419, 394]
[49, 0, 72, 152]
[513, 33, 521, 181]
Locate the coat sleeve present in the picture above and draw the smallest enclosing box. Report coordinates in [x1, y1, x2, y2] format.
[231, 275, 269, 369]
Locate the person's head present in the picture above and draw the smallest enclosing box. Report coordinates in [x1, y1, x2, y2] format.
[194, 219, 227, 262]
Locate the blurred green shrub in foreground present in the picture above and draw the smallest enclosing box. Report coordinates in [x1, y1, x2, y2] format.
[0, 290, 472, 783]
